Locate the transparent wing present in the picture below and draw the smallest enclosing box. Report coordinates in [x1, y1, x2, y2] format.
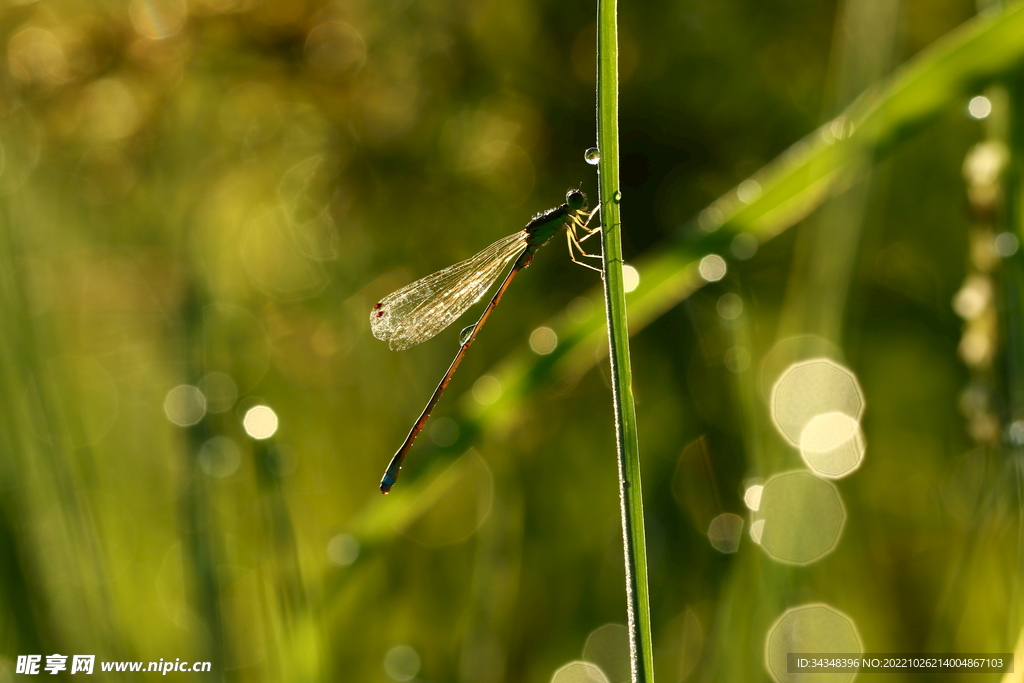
[371, 230, 529, 350]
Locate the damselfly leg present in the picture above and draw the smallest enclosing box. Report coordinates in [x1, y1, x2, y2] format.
[566, 205, 603, 272]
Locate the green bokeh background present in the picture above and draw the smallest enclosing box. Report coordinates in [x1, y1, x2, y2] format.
[0, 0, 1020, 681]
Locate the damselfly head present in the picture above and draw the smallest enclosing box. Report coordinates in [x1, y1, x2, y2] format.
[566, 189, 586, 211]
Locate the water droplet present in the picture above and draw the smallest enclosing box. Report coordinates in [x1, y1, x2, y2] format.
[459, 324, 476, 345]
[164, 385, 207, 427]
[731, 233, 758, 260]
[383, 645, 421, 682]
[622, 265, 640, 292]
[243, 405, 279, 440]
[707, 513, 744, 553]
[995, 232, 1019, 257]
[737, 179, 761, 204]
[968, 95, 992, 120]
[584, 147, 600, 165]
[327, 534, 360, 567]
[698, 254, 727, 282]
[528, 326, 558, 355]
[612, 190, 622, 203]
[1009, 420, 1024, 445]
[472, 375, 502, 405]
[698, 207, 724, 232]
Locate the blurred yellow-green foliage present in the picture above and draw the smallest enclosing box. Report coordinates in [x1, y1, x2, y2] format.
[2, 0, 1024, 681]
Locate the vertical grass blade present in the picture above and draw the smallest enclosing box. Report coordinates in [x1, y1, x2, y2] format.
[595, 1, 654, 681]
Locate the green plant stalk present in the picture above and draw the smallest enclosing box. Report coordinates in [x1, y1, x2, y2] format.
[596, 0, 654, 681]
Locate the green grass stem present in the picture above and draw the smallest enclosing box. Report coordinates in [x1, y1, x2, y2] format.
[596, 1, 655, 681]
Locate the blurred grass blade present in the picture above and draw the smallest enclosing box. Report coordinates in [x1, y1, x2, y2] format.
[707, 0, 1024, 241]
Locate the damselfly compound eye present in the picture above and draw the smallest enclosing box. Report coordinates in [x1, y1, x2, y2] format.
[566, 189, 586, 211]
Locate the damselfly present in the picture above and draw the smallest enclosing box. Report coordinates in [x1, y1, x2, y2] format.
[371, 189, 601, 493]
